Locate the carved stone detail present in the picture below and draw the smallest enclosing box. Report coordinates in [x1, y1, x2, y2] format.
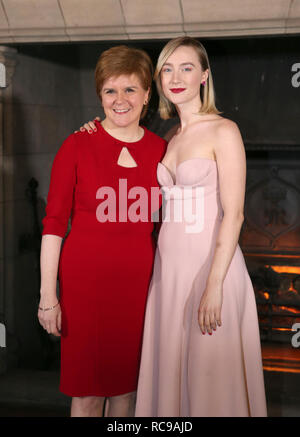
[241, 162, 300, 254]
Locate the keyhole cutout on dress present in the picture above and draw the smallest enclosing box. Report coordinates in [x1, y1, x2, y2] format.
[117, 147, 138, 168]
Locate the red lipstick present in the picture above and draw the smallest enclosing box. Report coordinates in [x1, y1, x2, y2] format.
[170, 88, 186, 93]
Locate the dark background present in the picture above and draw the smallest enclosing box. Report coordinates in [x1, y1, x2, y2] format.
[6, 34, 300, 369]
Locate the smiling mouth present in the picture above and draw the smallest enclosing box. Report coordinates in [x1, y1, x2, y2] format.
[170, 88, 186, 93]
[113, 109, 130, 114]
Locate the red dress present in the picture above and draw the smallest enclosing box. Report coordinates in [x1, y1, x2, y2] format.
[42, 121, 166, 397]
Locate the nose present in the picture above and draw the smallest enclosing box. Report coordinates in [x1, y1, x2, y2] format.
[114, 91, 126, 105]
[171, 69, 181, 84]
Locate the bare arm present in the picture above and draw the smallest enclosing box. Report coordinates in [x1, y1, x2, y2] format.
[40, 234, 62, 302]
[38, 235, 63, 336]
[198, 120, 246, 334]
[38, 134, 77, 336]
[207, 120, 245, 284]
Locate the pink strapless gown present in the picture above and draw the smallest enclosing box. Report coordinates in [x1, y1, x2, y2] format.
[135, 158, 267, 417]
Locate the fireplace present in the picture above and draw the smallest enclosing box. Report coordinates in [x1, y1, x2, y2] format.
[240, 148, 300, 344]
[251, 263, 300, 342]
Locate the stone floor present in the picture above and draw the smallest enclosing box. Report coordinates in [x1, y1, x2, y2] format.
[0, 341, 299, 417]
[0, 367, 70, 417]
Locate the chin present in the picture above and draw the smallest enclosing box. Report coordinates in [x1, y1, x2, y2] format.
[168, 93, 197, 107]
[165, 92, 186, 104]
[168, 97, 187, 105]
[112, 118, 135, 128]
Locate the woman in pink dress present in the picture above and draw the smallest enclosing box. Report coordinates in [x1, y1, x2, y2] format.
[80, 36, 267, 417]
[135, 36, 267, 417]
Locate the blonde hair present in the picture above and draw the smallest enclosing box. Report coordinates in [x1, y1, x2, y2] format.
[154, 36, 221, 119]
[95, 45, 153, 119]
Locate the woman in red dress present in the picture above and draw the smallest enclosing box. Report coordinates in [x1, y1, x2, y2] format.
[37, 46, 166, 417]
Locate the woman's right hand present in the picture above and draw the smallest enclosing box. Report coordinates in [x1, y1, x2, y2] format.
[38, 297, 62, 337]
[74, 116, 101, 134]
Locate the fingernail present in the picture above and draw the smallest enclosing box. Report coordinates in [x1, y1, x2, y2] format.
[93, 128, 97, 132]
[209, 333, 212, 335]
[88, 130, 92, 133]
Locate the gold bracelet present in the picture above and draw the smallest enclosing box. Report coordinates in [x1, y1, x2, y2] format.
[38, 301, 60, 312]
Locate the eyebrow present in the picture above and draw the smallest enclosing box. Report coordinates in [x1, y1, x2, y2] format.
[103, 85, 139, 91]
[163, 62, 196, 67]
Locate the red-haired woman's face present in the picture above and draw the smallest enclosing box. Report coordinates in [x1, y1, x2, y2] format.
[160, 45, 208, 108]
[100, 74, 149, 130]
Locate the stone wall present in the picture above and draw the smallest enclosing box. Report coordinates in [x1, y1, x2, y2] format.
[0, 0, 300, 43]
[1, 44, 84, 369]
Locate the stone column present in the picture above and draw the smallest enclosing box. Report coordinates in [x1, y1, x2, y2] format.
[0, 46, 18, 373]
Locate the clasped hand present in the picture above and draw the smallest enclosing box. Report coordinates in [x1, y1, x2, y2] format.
[198, 281, 223, 335]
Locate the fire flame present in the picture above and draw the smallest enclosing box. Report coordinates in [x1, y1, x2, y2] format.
[277, 306, 300, 314]
[267, 265, 300, 275]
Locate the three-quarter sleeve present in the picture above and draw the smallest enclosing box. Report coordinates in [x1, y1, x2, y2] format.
[42, 134, 77, 238]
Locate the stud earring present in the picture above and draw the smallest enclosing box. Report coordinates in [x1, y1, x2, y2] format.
[201, 81, 206, 86]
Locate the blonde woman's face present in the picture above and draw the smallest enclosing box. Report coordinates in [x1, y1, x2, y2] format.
[160, 45, 208, 106]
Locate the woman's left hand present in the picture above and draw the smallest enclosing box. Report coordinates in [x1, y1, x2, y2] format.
[198, 281, 223, 335]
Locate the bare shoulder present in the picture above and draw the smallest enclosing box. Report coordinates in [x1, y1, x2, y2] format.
[214, 117, 244, 156]
[216, 117, 241, 137]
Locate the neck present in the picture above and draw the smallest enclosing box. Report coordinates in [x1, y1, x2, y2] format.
[102, 119, 143, 142]
[175, 96, 203, 130]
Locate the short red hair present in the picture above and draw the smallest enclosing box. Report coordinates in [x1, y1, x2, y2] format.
[95, 45, 153, 118]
